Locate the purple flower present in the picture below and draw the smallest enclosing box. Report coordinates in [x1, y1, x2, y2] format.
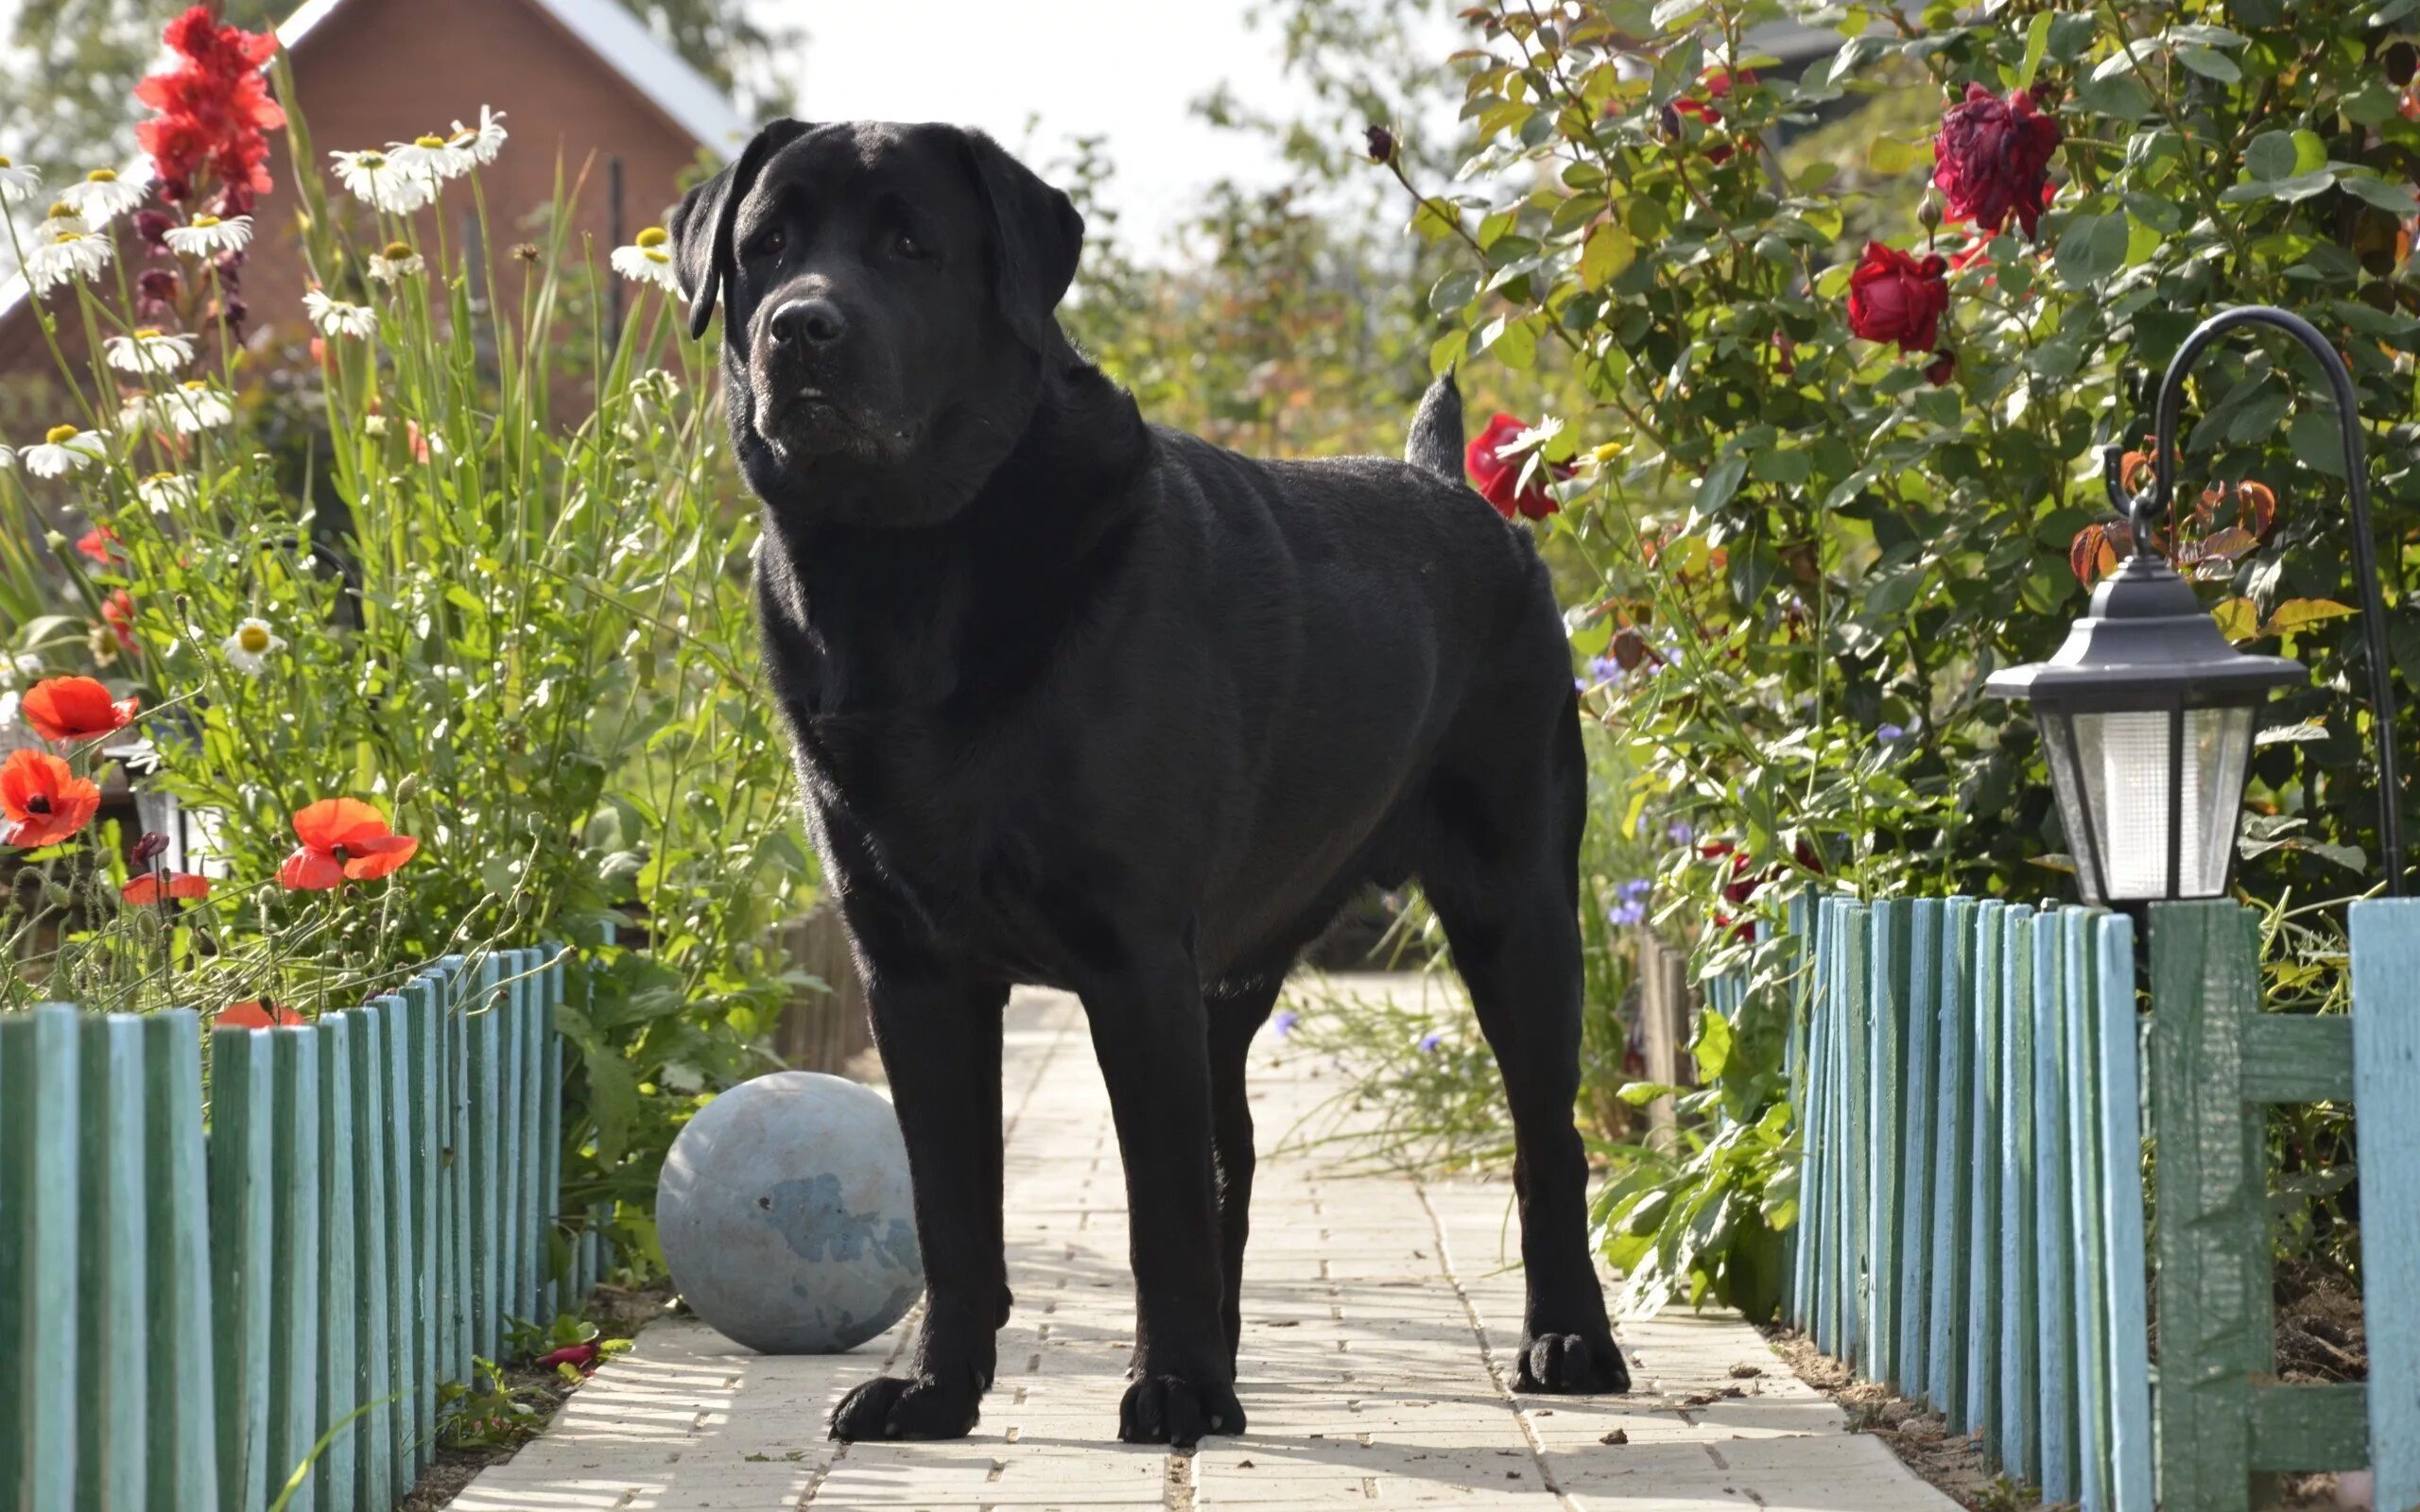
[1272, 1009, 1298, 1040]
[1666, 817, 1694, 845]
[1608, 879, 1651, 927]
[1416, 1030, 1443, 1054]
[1609, 899, 1647, 926]
[1877, 723, 1907, 741]
[1586, 654, 1621, 685]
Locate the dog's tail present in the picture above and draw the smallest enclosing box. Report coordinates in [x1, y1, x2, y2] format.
[1405, 368, 1465, 482]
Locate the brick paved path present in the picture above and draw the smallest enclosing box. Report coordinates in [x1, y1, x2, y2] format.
[451, 978, 1952, 1510]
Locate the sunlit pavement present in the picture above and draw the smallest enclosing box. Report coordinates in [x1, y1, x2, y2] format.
[450, 977, 1952, 1511]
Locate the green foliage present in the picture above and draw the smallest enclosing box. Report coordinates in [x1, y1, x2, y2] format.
[435, 1357, 544, 1451]
[0, 90, 809, 1269]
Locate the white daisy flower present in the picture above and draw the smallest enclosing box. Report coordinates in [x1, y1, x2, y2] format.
[221, 616, 285, 675]
[25, 204, 113, 294]
[0, 691, 19, 737]
[448, 106, 508, 166]
[0, 156, 39, 205]
[389, 132, 474, 185]
[56, 167, 146, 225]
[117, 392, 165, 436]
[7, 653, 42, 685]
[611, 227, 683, 293]
[22, 424, 105, 478]
[367, 241, 424, 284]
[164, 381, 233, 434]
[304, 288, 379, 339]
[103, 327, 196, 376]
[137, 472, 196, 513]
[162, 213, 251, 258]
[329, 148, 432, 213]
[0, 443, 12, 471]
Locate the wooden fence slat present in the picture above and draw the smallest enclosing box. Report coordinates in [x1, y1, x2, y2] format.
[1996, 906, 2038, 1481]
[441, 955, 473, 1386]
[2093, 914, 2154, 1512]
[1840, 902, 1872, 1367]
[540, 946, 564, 1321]
[503, 952, 531, 1329]
[2351, 898, 2420, 1511]
[1795, 898, 1835, 1339]
[2240, 1016, 2356, 1104]
[210, 1025, 275, 1512]
[1895, 899, 1940, 1401]
[1821, 897, 1850, 1356]
[1964, 900, 2004, 1442]
[348, 1004, 394, 1512]
[2246, 1383, 2370, 1471]
[316, 1013, 358, 1512]
[2148, 900, 2268, 1509]
[8, 1007, 83, 1512]
[2031, 909, 2072, 1499]
[79, 1017, 147, 1512]
[268, 1026, 322, 1512]
[1927, 899, 1978, 1420]
[1866, 899, 1909, 1388]
[376, 995, 416, 1490]
[471, 955, 504, 1363]
[145, 1011, 219, 1512]
[406, 976, 441, 1471]
[2061, 908, 2110, 1512]
[520, 951, 547, 1324]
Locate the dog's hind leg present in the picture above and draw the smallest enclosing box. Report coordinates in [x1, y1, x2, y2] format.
[1419, 705, 1630, 1395]
[1206, 981, 1280, 1368]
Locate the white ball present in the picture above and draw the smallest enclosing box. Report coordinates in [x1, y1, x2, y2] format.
[657, 1071, 923, 1352]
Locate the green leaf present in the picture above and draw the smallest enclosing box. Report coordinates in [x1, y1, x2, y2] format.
[2340, 175, 2420, 215]
[1867, 136, 1921, 175]
[1580, 221, 1635, 290]
[2244, 130, 2298, 182]
[2220, 169, 2338, 203]
[2174, 44, 2241, 82]
[1429, 328, 1469, 378]
[1697, 453, 1749, 512]
[2290, 407, 2348, 475]
[1692, 1008, 1735, 1082]
[1428, 268, 1478, 315]
[2016, 10, 2053, 89]
[2075, 73, 2154, 120]
[2054, 211, 2131, 287]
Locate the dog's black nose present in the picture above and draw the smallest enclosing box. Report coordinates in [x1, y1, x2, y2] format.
[769, 297, 847, 347]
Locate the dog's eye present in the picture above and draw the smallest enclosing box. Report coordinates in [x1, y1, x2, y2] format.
[749, 228, 786, 260]
[890, 230, 930, 262]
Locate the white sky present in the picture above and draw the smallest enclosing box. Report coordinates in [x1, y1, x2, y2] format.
[767, 0, 1322, 260]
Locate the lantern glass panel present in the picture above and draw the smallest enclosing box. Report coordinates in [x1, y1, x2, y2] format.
[2066, 704, 2254, 900]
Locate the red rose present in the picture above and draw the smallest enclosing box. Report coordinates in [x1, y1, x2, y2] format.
[1664, 69, 1757, 163]
[1932, 84, 2062, 239]
[1464, 413, 1569, 522]
[1845, 242, 1950, 355]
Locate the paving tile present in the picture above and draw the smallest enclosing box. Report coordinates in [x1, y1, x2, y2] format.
[451, 979, 1952, 1512]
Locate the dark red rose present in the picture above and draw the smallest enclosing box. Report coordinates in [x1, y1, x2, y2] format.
[1925, 350, 1956, 385]
[1364, 124, 1396, 163]
[1845, 242, 1950, 355]
[1464, 413, 1569, 522]
[1932, 84, 2062, 239]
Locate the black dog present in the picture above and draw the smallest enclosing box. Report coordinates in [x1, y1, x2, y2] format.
[669, 120, 1629, 1447]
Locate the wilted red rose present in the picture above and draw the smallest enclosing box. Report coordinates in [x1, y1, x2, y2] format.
[20, 676, 139, 744]
[1464, 413, 1569, 522]
[0, 750, 100, 848]
[1845, 242, 1950, 354]
[1932, 84, 2062, 239]
[1664, 68, 1757, 163]
[1925, 350, 1957, 386]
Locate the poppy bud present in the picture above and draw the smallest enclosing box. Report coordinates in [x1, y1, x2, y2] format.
[132, 831, 171, 864]
[132, 209, 174, 249]
[137, 268, 181, 303]
[1364, 124, 1396, 164]
[393, 773, 420, 805]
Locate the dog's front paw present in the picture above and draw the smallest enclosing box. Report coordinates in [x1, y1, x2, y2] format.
[1117, 1372, 1245, 1447]
[1512, 1332, 1630, 1395]
[828, 1371, 984, 1440]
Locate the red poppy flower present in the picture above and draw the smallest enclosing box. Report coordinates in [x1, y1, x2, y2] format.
[102, 590, 138, 654]
[19, 676, 140, 743]
[1932, 84, 2062, 240]
[77, 525, 123, 564]
[278, 798, 419, 889]
[1845, 242, 1950, 355]
[218, 999, 307, 1029]
[1464, 413, 1570, 522]
[538, 1343, 601, 1373]
[0, 749, 101, 848]
[123, 870, 211, 905]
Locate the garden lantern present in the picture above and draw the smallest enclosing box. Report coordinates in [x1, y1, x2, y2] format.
[1986, 305, 2405, 905]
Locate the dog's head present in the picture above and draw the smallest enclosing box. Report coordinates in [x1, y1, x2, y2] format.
[670, 121, 1084, 527]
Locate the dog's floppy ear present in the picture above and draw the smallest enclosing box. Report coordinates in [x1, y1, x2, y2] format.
[671, 118, 813, 341]
[955, 129, 1084, 354]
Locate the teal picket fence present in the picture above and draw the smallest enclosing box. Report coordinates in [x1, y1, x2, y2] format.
[1789, 893, 2420, 1512]
[0, 944, 613, 1512]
